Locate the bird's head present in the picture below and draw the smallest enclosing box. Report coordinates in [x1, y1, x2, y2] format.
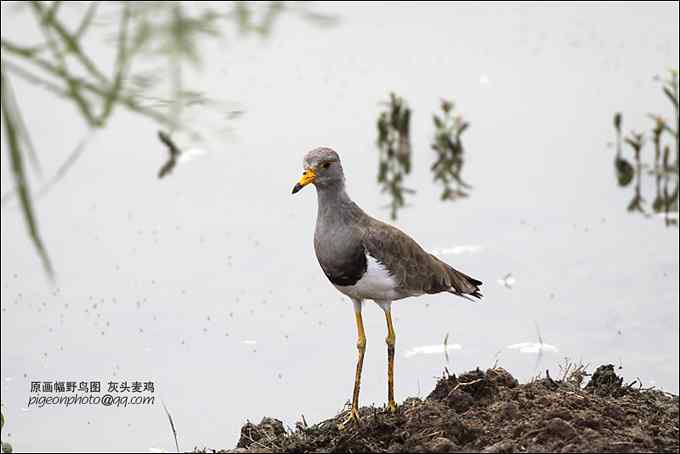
[292, 147, 345, 194]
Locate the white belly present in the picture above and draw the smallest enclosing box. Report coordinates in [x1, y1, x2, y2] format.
[334, 254, 401, 301]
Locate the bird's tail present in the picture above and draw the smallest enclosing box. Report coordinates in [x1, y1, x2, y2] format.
[446, 266, 483, 301]
[427, 254, 483, 301]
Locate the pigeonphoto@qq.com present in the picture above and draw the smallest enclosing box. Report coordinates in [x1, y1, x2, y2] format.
[1, 2, 678, 453]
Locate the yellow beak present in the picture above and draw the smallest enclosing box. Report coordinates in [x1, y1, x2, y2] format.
[292, 168, 316, 194]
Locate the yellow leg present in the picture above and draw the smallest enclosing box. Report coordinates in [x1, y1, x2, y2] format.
[384, 307, 397, 412]
[340, 300, 366, 428]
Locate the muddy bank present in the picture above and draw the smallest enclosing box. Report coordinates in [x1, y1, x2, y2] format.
[199, 365, 679, 453]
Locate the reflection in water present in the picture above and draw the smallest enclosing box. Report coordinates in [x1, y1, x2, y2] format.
[497, 273, 516, 289]
[403, 343, 462, 359]
[156, 130, 208, 179]
[625, 131, 646, 214]
[0, 1, 337, 277]
[502, 324, 559, 374]
[506, 342, 559, 354]
[614, 112, 635, 187]
[229, 1, 338, 38]
[431, 99, 471, 201]
[376, 92, 413, 220]
[376, 96, 474, 220]
[610, 70, 679, 226]
[157, 130, 182, 179]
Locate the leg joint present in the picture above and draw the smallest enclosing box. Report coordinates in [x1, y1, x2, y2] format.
[357, 336, 366, 351]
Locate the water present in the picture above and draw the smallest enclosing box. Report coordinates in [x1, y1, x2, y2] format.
[1, 3, 678, 452]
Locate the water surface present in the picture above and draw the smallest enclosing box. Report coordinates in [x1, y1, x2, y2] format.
[1, 3, 678, 452]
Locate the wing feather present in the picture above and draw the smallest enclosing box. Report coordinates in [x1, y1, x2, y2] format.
[362, 218, 482, 299]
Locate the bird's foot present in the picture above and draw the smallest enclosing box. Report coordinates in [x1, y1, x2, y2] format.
[386, 401, 398, 413]
[338, 406, 361, 430]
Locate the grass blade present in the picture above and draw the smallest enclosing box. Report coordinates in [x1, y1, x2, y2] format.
[1, 66, 54, 280]
[1, 131, 96, 206]
[99, 2, 131, 123]
[36, 130, 96, 200]
[161, 400, 180, 453]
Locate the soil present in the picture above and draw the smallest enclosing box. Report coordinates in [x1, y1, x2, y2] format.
[197, 364, 679, 453]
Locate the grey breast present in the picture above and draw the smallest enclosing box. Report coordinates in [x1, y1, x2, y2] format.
[313, 199, 369, 288]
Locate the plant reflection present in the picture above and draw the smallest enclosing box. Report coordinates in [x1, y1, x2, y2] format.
[0, 1, 337, 278]
[376, 95, 473, 220]
[376, 92, 413, 221]
[431, 99, 471, 201]
[610, 70, 679, 227]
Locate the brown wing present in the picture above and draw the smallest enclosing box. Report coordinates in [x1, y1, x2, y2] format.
[362, 218, 482, 299]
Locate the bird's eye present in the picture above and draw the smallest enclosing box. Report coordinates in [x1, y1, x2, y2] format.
[321, 162, 331, 169]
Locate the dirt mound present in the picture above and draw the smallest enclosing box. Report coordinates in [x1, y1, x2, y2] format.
[200, 364, 679, 453]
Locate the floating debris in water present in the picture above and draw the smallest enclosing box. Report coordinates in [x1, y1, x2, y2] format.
[506, 342, 558, 354]
[497, 273, 516, 289]
[655, 211, 679, 221]
[404, 343, 462, 359]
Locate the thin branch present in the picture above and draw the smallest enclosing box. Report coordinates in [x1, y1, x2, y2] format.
[99, 1, 131, 123]
[2, 59, 77, 104]
[74, 1, 100, 40]
[2, 126, 97, 207]
[2, 41, 180, 129]
[31, 0, 108, 84]
[26, 5, 99, 127]
[37, 130, 97, 200]
[450, 378, 483, 392]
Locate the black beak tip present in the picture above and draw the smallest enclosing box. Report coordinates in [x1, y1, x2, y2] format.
[292, 183, 303, 194]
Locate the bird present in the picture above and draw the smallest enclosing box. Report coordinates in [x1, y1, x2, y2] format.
[291, 147, 482, 426]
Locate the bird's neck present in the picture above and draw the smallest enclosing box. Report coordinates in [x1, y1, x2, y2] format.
[316, 182, 353, 224]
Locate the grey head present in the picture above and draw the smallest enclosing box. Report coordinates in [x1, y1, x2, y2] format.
[292, 147, 346, 194]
